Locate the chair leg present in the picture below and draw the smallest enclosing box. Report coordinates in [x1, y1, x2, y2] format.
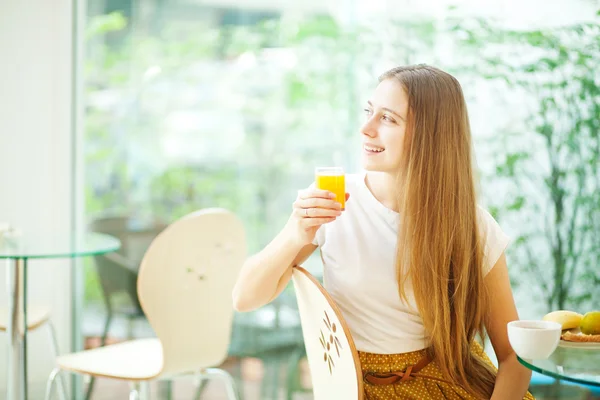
[47, 322, 68, 400]
[193, 376, 209, 400]
[286, 346, 306, 400]
[85, 312, 113, 400]
[129, 382, 141, 400]
[204, 368, 240, 400]
[44, 368, 60, 400]
[230, 358, 245, 400]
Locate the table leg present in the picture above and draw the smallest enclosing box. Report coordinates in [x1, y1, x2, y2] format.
[7, 258, 27, 400]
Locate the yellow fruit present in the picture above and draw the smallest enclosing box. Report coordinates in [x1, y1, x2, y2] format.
[542, 310, 583, 330]
[580, 311, 600, 335]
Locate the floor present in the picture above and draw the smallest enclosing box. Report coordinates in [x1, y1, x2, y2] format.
[69, 376, 600, 400]
[37, 357, 600, 400]
[84, 357, 314, 400]
[75, 304, 312, 400]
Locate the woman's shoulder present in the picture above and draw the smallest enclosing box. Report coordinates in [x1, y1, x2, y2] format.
[476, 205, 493, 222]
[476, 205, 510, 275]
[476, 205, 507, 241]
[476, 206, 502, 231]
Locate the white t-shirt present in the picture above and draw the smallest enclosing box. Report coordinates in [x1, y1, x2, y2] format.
[311, 173, 510, 354]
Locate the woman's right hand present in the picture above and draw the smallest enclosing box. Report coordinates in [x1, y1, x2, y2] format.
[285, 187, 348, 247]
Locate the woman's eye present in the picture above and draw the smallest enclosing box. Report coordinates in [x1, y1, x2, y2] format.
[363, 108, 373, 115]
[382, 114, 395, 123]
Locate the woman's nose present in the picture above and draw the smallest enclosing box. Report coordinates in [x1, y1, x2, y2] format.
[361, 118, 377, 138]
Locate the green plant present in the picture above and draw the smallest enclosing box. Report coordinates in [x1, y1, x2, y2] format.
[82, 7, 599, 316]
[452, 16, 600, 311]
[81, 11, 370, 302]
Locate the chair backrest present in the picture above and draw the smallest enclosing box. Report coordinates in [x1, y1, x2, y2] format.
[292, 266, 364, 400]
[89, 215, 167, 261]
[89, 216, 139, 308]
[89, 216, 131, 257]
[137, 208, 246, 376]
[89, 215, 166, 311]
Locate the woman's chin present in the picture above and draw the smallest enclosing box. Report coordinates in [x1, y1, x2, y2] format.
[361, 160, 397, 174]
[361, 158, 383, 172]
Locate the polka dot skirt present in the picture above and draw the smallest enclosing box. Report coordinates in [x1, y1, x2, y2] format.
[359, 342, 535, 399]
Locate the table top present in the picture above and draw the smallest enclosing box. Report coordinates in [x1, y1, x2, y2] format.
[0, 232, 120, 259]
[518, 345, 600, 387]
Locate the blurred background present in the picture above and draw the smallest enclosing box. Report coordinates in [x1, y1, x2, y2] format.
[0, 0, 599, 399]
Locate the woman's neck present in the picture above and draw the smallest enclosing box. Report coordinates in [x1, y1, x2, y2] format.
[365, 171, 401, 212]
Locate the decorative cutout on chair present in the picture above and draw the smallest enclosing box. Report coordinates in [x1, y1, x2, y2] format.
[319, 310, 343, 375]
[186, 266, 206, 281]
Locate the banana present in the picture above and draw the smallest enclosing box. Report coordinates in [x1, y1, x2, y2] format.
[543, 310, 583, 330]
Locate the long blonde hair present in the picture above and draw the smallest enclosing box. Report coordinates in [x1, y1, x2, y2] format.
[380, 65, 496, 398]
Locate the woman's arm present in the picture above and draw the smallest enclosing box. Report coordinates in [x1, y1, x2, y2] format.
[232, 188, 344, 312]
[485, 253, 532, 400]
[232, 236, 316, 312]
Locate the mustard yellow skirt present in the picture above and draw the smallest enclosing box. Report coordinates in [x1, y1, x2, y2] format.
[359, 342, 535, 400]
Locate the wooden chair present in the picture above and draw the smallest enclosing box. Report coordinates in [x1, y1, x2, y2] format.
[45, 209, 247, 400]
[291, 266, 364, 400]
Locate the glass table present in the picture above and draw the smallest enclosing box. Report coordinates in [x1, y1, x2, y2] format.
[518, 345, 600, 388]
[0, 232, 121, 400]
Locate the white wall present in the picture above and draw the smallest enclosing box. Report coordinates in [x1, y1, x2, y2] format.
[0, 0, 79, 396]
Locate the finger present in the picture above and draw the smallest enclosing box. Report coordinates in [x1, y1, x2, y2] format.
[295, 207, 341, 218]
[345, 193, 350, 201]
[298, 189, 336, 200]
[302, 217, 336, 227]
[294, 198, 341, 210]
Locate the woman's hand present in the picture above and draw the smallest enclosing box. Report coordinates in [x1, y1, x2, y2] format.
[284, 188, 349, 247]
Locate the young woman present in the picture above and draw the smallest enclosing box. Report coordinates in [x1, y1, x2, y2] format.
[233, 64, 534, 399]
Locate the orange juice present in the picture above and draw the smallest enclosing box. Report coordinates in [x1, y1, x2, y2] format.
[315, 167, 345, 210]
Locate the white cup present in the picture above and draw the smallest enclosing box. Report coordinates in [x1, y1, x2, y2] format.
[507, 320, 561, 360]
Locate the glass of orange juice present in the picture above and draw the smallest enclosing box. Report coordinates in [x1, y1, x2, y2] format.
[315, 167, 346, 210]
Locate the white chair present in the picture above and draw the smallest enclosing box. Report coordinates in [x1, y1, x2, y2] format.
[45, 208, 247, 400]
[0, 306, 67, 400]
[291, 266, 364, 400]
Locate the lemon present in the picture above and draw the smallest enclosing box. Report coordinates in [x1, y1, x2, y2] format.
[580, 311, 600, 335]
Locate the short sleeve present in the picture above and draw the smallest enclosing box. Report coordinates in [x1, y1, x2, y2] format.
[477, 206, 510, 276]
[312, 225, 326, 247]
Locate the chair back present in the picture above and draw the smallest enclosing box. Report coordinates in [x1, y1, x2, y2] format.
[292, 266, 363, 400]
[137, 209, 246, 375]
[90, 215, 167, 262]
[89, 215, 165, 312]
